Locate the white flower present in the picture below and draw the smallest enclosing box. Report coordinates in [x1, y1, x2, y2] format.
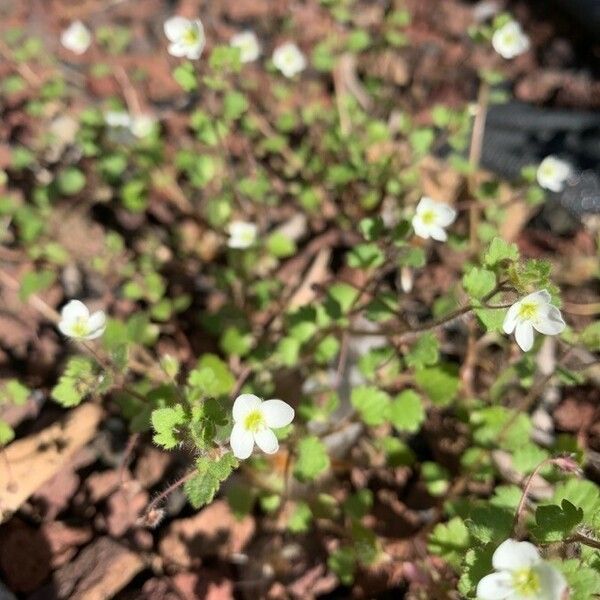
[536, 156, 572, 193]
[164, 16, 205, 60]
[492, 20, 530, 59]
[105, 111, 132, 129]
[411, 196, 457, 242]
[477, 539, 567, 600]
[230, 30, 261, 63]
[130, 114, 156, 138]
[61, 21, 92, 55]
[503, 290, 566, 352]
[104, 112, 155, 138]
[272, 42, 306, 78]
[230, 394, 295, 459]
[227, 221, 257, 249]
[58, 300, 106, 340]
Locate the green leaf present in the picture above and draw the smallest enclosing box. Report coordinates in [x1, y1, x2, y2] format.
[151, 404, 186, 449]
[0, 379, 30, 405]
[184, 452, 237, 509]
[468, 504, 514, 544]
[294, 436, 330, 482]
[57, 167, 86, 195]
[458, 546, 495, 598]
[388, 390, 425, 433]
[550, 479, 600, 522]
[405, 332, 439, 369]
[471, 406, 532, 452]
[266, 232, 296, 258]
[484, 237, 519, 267]
[532, 500, 584, 543]
[422, 461, 449, 496]
[223, 90, 248, 121]
[324, 283, 358, 319]
[463, 267, 496, 300]
[474, 306, 507, 333]
[343, 490, 373, 520]
[560, 559, 600, 600]
[220, 327, 252, 357]
[580, 321, 600, 352]
[288, 502, 313, 533]
[19, 270, 56, 301]
[351, 385, 391, 426]
[188, 354, 235, 397]
[328, 547, 356, 585]
[428, 517, 470, 568]
[173, 62, 197, 92]
[51, 356, 99, 408]
[346, 243, 385, 269]
[415, 363, 459, 406]
[0, 420, 15, 446]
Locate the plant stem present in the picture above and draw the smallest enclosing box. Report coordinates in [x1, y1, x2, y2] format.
[512, 458, 552, 535]
[468, 79, 490, 254]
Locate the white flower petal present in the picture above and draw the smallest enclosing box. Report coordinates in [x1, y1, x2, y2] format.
[261, 399, 294, 428]
[105, 111, 132, 128]
[411, 215, 431, 239]
[428, 225, 448, 242]
[164, 16, 190, 42]
[537, 156, 572, 192]
[533, 306, 565, 336]
[61, 21, 91, 55]
[435, 204, 457, 227]
[231, 30, 261, 63]
[492, 21, 530, 59]
[534, 562, 568, 600]
[254, 428, 279, 454]
[515, 321, 535, 352]
[85, 311, 106, 339]
[524, 289, 551, 306]
[168, 41, 190, 57]
[61, 300, 90, 323]
[416, 196, 436, 213]
[273, 42, 306, 78]
[230, 423, 255, 459]
[492, 539, 541, 572]
[503, 301, 521, 334]
[476, 571, 513, 600]
[232, 394, 262, 423]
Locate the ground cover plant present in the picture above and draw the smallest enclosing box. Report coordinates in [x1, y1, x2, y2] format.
[0, 1, 599, 598]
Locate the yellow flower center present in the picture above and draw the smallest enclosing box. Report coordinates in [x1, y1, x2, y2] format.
[518, 301, 538, 320]
[512, 568, 541, 596]
[244, 409, 265, 433]
[421, 209, 437, 225]
[503, 32, 517, 46]
[71, 318, 89, 337]
[183, 27, 200, 46]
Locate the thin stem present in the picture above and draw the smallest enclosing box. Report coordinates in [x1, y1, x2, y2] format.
[512, 458, 552, 535]
[144, 469, 196, 517]
[468, 79, 490, 254]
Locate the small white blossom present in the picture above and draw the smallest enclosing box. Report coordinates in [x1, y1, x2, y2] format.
[503, 290, 566, 352]
[536, 156, 572, 193]
[164, 16, 205, 60]
[230, 394, 294, 459]
[492, 20, 530, 59]
[104, 111, 156, 138]
[477, 538, 567, 600]
[61, 21, 92, 55]
[230, 30, 261, 63]
[58, 300, 106, 340]
[227, 221, 257, 249]
[411, 196, 457, 242]
[272, 42, 306, 78]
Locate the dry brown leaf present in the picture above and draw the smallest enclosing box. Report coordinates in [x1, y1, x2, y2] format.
[0, 403, 103, 523]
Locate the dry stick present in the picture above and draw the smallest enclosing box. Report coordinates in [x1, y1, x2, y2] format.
[468, 80, 490, 254]
[0, 39, 43, 88]
[114, 65, 143, 116]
